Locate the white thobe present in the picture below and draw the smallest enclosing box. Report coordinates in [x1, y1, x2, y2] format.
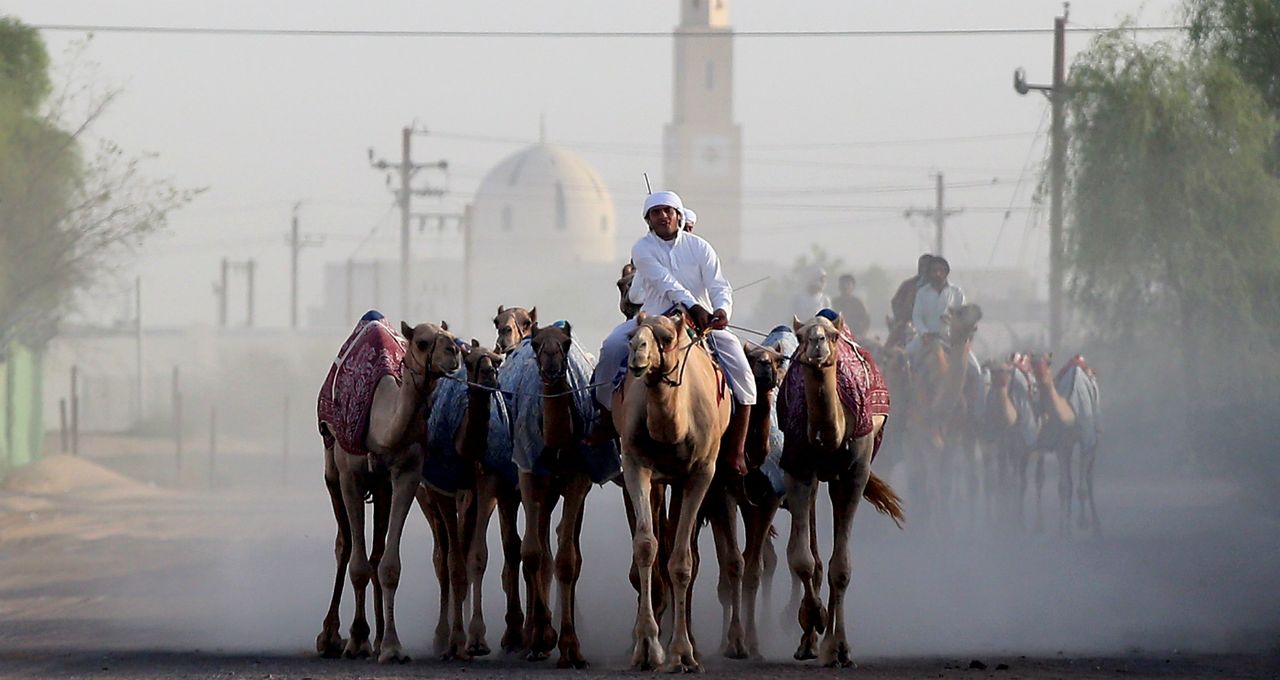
[597, 229, 755, 406]
[912, 282, 966, 338]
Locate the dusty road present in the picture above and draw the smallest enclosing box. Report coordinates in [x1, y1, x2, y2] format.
[1, 449, 1276, 679]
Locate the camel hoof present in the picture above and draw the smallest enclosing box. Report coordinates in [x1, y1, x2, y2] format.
[819, 638, 853, 668]
[377, 647, 411, 664]
[467, 641, 491, 657]
[501, 626, 524, 654]
[663, 656, 702, 673]
[316, 630, 346, 658]
[722, 640, 749, 660]
[631, 637, 665, 671]
[525, 649, 550, 662]
[557, 653, 590, 669]
[343, 637, 373, 659]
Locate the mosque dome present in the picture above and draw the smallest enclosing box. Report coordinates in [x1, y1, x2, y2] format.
[469, 142, 616, 264]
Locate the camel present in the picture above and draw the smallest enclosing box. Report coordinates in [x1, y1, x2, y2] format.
[316, 315, 460, 663]
[494, 305, 536, 355]
[415, 339, 523, 659]
[502, 321, 618, 668]
[905, 304, 983, 527]
[1030, 353, 1102, 536]
[982, 356, 1040, 528]
[614, 310, 731, 672]
[778, 313, 903, 667]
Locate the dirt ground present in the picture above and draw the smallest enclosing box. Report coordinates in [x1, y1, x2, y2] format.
[1, 445, 1276, 679]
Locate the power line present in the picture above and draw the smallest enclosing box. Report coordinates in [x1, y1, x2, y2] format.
[30, 23, 1191, 38]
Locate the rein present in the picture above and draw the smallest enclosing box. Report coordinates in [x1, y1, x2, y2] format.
[441, 373, 609, 400]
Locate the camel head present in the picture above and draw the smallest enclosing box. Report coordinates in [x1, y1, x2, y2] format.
[530, 321, 573, 385]
[400, 320, 462, 382]
[942, 304, 983, 346]
[617, 263, 641, 320]
[986, 360, 1013, 390]
[494, 305, 536, 355]
[745, 340, 787, 391]
[1029, 352, 1054, 384]
[627, 311, 683, 380]
[462, 338, 504, 390]
[792, 313, 844, 369]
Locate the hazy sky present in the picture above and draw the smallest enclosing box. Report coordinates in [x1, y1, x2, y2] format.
[7, 1, 1184, 328]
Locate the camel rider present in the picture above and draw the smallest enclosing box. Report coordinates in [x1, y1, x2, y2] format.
[682, 207, 697, 232]
[890, 253, 935, 325]
[906, 256, 983, 404]
[589, 190, 757, 477]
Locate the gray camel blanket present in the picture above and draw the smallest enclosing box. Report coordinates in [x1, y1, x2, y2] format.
[499, 336, 621, 484]
[1056, 361, 1101, 451]
[422, 367, 517, 495]
[757, 326, 798, 497]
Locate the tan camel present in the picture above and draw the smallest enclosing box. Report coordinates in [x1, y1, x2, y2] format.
[317, 320, 460, 663]
[782, 314, 903, 667]
[513, 322, 597, 668]
[414, 340, 523, 659]
[1030, 353, 1101, 536]
[494, 305, 536, 355]
[906, 304, 982, 526]
[983, 356, 1040, 528]
[614, 310, 731, 672]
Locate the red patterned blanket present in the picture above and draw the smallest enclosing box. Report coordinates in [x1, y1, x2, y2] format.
[317, 316, 406, 456]
[778, 329, 891, 469]
[1056, 353, 1097, 382]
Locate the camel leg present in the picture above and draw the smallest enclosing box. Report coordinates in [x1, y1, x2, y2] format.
[337, 454, 373, 659]
[375, 457, 426, 664]
[668, 481, 701, 660]
[316, 446, 351, 658]
[623, 461, 664, 670]
[466, 476, 500, 657]
[496, 482, 525, 653]
[664, 467, 714, 674]
[1057, 446, 1073, 538]
[819, 432, 875, 668]
[741, 496, 779, 659]
[1083, 445, 1101, 536]
[808, 486, 828, 631]
[784, 472, 822, 661]
[761, 521, 778, 629]
[1033, 450, 1045, 533]
[653, 483, 673, 632]
[368, 482, 392, 656]
[519, 472, 559, 660]
[555, 475, 592, 669]
[431, 489, 471, 661]
[706, 481, 747, 660]
[416, 484, 451, 655]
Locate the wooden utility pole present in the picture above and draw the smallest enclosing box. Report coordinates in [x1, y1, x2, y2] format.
[1014, 8, 1068, 351]
[904, 172, 963, 257]
[245, 259, 256, 327]
[369, 125, 447, 320]
[134, 276, 143, 425]
[287, 203, 324, 330]
[217, 258, 229, 327]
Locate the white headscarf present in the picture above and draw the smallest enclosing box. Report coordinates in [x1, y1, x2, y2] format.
[642, 191, 684, 220]
[682, 208, 698, 226]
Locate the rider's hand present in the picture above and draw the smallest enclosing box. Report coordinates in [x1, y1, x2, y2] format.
[711, 309, 729, 330]
[688, 304, 712, 332]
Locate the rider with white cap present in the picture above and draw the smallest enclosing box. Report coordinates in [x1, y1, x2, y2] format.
[589, 190, 756, 477]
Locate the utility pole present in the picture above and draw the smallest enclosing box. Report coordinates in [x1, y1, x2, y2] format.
[245, 259, 256, 327]
[286, 203, 324, 329]
[1014, 6, 1069, 352]
[216, 258, 229, 327]
[135, 276, 143, 425]
[903, 172, 963, 257]
[369, 125, 448, 320]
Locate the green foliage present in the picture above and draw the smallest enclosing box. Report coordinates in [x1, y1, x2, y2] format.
[1066, 31, 1280, 344]
[0, 18, 198, 350]
[1186, 0, 1280, 174]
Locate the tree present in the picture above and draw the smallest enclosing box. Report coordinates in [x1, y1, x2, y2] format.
[1065, 28, 1280, 483]
[1186, 0, 1280, 174]
[0, 18, 196, 350]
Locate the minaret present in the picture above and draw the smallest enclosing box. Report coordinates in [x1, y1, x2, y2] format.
[664, 0, 743, 261]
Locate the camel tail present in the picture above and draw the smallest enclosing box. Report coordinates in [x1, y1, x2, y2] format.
[863, 472, 905, 529]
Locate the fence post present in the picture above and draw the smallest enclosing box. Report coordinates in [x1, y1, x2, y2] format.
[172, 366, 182, 475]
[59, 399, 67, 453]
[70, 365, 79, 456]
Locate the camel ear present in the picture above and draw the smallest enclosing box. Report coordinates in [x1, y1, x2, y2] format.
[833, 312, 846, 332]
[401, 321, 413, 338]
[562, 321, 572, 338]
[792, 315, 804, 332]
[439, 320, 449, 332]
[635, 311, 647, 325]
[497, 305, 505, 315]
[773, 342, 784, 354]
[529, 307, 538, 324]
[743, 340, 756, 352]
[471, 338, 480, 348]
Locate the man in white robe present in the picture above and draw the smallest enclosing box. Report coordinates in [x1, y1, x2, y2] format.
[590, 191, 756, 476]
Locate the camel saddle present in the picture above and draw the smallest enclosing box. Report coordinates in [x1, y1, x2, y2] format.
[317, 311, 406, 457]
[777, 328, 891, 481]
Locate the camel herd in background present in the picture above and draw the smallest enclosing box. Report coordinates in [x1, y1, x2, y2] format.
[313, 264, 1101, 670]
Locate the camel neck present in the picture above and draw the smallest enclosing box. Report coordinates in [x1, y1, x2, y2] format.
[804, 362, 845, 452]
[460, 387, 492, 460]
[1037, 372, 1076, 427]
[643, 356, 690, 445]
[746, 385, 774, 468]
[542, 379, 575, 450]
